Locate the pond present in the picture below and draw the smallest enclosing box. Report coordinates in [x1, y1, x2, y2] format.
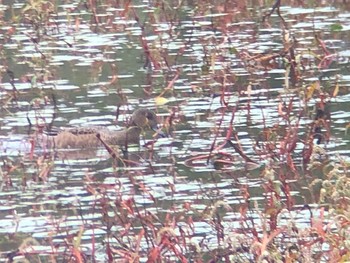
[0, 0, 350, 262]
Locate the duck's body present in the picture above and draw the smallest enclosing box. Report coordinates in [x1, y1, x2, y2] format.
[51, 126, 142, 148]
[48, 109, 161, 149]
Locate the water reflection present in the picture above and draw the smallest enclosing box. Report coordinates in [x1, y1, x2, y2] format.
[0, 0, 350, 261]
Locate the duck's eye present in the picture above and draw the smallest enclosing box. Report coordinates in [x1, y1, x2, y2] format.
[146, 112, 154, 120]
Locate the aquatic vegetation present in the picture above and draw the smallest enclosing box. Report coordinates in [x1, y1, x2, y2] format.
[0, 0, 350, 262]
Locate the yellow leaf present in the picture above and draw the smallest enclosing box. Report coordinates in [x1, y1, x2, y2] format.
[340, 251, 350, 262]
[306, 81, 319, 100]
[73, 226, 84, 248]
[345, 123, 350, 135]
[155, 96, 169, 105]
[211, 52, 216, 74]
[333, 83, 339, 97]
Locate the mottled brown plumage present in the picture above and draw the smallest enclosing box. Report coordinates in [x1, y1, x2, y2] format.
[50, 109, 161, 149]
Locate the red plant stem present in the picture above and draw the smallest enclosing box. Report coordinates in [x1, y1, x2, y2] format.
[207, 108, 226, 163]
[132, 8, 160, 70]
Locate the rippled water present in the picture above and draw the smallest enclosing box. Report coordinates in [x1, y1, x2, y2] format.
[0, 0, 350, 262]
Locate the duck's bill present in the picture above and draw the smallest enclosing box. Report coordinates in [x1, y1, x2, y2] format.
[152, 127, 167, 138]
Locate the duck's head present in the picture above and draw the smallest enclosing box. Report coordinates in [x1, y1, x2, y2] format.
[131, 109, 163, 135]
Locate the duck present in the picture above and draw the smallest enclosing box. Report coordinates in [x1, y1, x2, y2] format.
[47, 108, 163, 149]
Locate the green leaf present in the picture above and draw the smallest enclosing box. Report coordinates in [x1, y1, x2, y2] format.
[229, 47, 238, 54]
[330, 23, 343, 32]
